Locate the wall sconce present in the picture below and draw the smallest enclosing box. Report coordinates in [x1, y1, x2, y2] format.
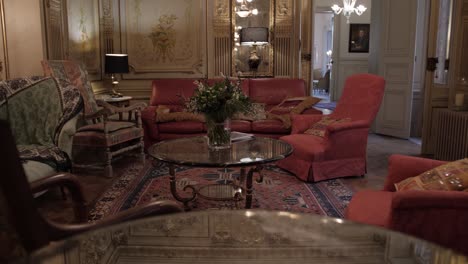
[105, 54, 129, 97]
[240, 27, 269, 76]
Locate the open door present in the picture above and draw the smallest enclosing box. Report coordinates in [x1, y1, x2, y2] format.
[374, 0, 418, 138]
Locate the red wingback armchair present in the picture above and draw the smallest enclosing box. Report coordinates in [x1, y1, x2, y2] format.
[346, 155, 468, 256]
[276, 73, 385, 182]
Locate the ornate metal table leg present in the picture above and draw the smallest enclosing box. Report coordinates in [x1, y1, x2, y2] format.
[169, 164, 196, 211]
[245, 165, 264, 209]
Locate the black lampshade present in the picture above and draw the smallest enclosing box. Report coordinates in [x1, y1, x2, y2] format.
[105, 54, 129, 74]
[240, 27, 269, 46]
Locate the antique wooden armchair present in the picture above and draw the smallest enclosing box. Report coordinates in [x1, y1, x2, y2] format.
[0, 120, 182, 262]
[41, 60, 146, 177]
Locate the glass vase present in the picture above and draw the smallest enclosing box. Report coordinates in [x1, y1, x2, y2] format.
[206, 118, 231, 150]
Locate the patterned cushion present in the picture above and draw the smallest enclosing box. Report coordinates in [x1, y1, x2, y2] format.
[304, 117, 352, 137]
[233, 103, 267, 121]
[73, 127, 143, 147]
[17, 145, 70, 172]
[77, 122, 136, 133]
[395, 159, 468, 191]
[270, 96, 321, 115]
[42, 60, 98, 116]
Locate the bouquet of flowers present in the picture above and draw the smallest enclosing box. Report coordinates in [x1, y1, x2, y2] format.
[185, 76, 253, 149]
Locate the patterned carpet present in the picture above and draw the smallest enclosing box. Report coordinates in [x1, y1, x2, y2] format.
[88, 161, 354, 221]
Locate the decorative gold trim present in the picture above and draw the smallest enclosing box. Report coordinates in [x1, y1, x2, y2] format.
[231, 0, 275, 77]
[0, 0, 9, 79]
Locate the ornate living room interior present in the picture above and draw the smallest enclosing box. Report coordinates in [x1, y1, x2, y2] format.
[1, 0, 468, 263]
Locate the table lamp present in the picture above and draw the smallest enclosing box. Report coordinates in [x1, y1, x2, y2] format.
[105, 54, 129, 97]
[240, 27, 269, 76]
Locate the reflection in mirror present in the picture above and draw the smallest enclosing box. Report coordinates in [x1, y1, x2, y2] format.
[434, 0, 453, 85]
[232, 0, 274, 77]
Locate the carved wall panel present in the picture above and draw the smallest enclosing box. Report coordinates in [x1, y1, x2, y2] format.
[213, 0, 231, 78]
[67, 0, 101, 75]
[0, 0, 7, 80]
[43, 0, 67, 60]
[274, 0, 294, 77]
[120, 0, 206, 78]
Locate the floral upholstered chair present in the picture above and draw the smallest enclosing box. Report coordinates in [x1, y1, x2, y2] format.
[42, 60, 146, 177]
[0, 76, 82, 183]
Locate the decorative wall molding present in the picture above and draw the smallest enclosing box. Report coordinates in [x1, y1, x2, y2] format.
[274, 0, 294, 77]
[0, 0, 7, 80]
[120, 0, 206, 78]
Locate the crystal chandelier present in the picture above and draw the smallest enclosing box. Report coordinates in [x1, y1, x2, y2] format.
[236, 0, 258, 18]
[331, 0, 367, 24]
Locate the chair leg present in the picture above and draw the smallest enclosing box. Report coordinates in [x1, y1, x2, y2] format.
[140, 139, 145, 165]
[105, 147, 113, 178]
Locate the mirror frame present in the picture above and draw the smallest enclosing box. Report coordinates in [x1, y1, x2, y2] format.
[231, 0, 275, 77]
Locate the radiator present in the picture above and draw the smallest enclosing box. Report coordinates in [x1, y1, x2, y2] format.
[433, 109, 468, 161]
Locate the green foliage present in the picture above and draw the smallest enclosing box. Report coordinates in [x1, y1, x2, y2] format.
[185, 76, 253, 122]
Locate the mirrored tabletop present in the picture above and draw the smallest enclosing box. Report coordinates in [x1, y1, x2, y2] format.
[28, 210, 467, 264]
[148, 136, 293, 167]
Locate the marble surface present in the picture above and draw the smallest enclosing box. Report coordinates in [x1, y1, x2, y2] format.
[28, 210, 466, 264]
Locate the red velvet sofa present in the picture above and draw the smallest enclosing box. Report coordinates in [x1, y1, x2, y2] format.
[346, 155, 468, 256]
[141, 78, 322, 148]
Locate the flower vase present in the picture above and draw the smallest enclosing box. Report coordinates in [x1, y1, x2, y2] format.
[206, 118, 231, 150]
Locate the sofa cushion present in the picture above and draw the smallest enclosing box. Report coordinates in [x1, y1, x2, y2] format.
[156, 112, 205, 123]
[251, 120, 289, 134]
[230, 120, 251, 132]
[233, 103, 267, 121]
[73, 127, 142, 147]
[249, 79, 306, 105]
[395, 158, 468, 191]
[346, 190, 393, 227]
[77, 122, 135, 133]
[158, 121, 205, 133]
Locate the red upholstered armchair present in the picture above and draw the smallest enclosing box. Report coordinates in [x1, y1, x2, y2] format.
[346, 155, 468, 256]
[276, 73, 385, 182]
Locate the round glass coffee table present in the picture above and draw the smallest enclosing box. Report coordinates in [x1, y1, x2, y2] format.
[148, 136, 293, 209]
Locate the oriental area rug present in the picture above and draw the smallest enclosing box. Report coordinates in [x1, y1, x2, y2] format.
[88, 161, 354, 221]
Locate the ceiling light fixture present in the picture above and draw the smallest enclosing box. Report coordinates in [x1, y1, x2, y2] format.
[236, 0, 258, 18]
[331, 0, 367, 24]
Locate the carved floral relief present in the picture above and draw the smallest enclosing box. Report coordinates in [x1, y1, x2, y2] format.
[124, 0, 205, 74]
[67, 0, 100, 73]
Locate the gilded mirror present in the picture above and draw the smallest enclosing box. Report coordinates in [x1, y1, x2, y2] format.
[232, 0, 274, 77]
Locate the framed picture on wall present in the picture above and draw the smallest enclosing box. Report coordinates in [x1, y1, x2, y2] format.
[349, 24, 370, 53]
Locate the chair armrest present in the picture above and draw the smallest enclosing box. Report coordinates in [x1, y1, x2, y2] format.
[393, 190, 468, 210]
[290, 114, 323, 134]
[390, 190, 468, 254]
[46, 200, 183, 240]
[141, 106, 158, 123]
[84, 108, 113, 120]
[326, 120, 368, 134]
[383, 155, 447, 191]
[96, 100, 147, 113]
[30, 173, 87, 222]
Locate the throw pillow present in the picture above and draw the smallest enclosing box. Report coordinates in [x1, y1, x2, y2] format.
[233, 103, 267, 121]
[304, 117, 352, 137]
[270, 96, 321, 115]
[395, 159, 468, 191]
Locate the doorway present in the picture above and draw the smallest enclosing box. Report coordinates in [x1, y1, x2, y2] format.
[312, 10, 334, 102]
